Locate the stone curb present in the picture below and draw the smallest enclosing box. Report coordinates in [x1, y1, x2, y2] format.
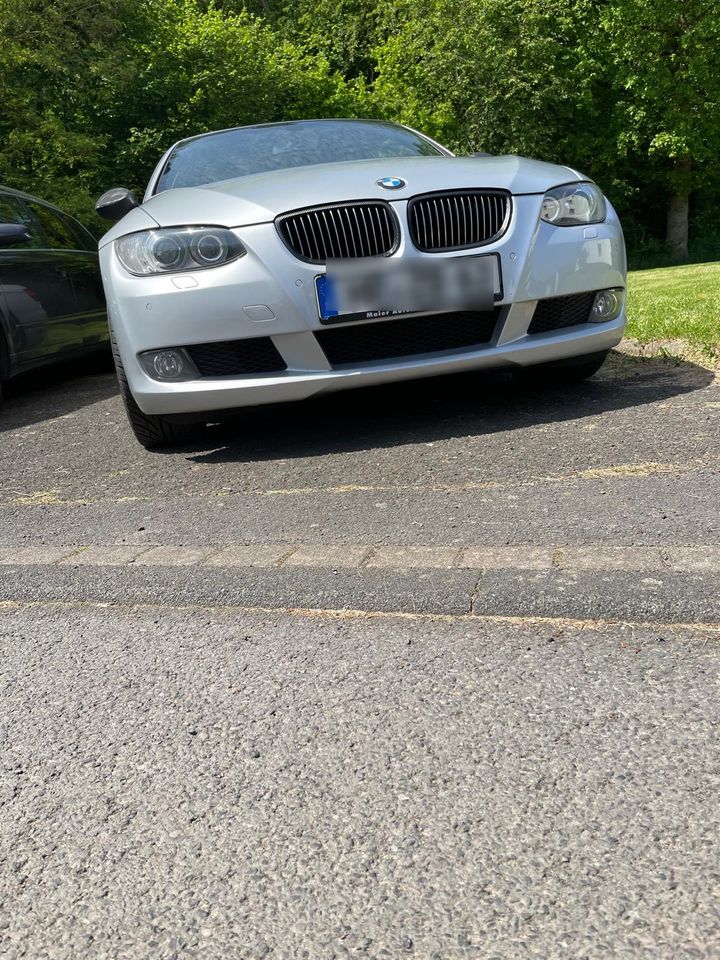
[0, 544, 718, 573]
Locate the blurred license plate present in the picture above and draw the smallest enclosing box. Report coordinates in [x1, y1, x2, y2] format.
[316, 253, 501, 325]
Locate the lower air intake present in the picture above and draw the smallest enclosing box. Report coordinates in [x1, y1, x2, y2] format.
[185, 338, 286, 376]
[528, 293, 596, 334]
[316, 310, 501, 367]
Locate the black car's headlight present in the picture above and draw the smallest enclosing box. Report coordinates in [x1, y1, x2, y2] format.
[115, 227, 246, 276]
[540, 183, 606, 226]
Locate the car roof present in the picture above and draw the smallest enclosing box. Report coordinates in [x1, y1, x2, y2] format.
[0, 183, 73, 217]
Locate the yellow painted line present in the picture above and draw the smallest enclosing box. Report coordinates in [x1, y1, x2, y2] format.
[10, 490, 66, 506]
[231, 460, 709, 496]
[0, 598, 718, 637]
[3, 458, 715, 509]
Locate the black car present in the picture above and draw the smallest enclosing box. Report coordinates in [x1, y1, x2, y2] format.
[0, 186, 108, 403]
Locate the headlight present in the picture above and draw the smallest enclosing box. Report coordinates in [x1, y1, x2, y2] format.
[115, 227, 245, 276]
[540, 183, 606, 226]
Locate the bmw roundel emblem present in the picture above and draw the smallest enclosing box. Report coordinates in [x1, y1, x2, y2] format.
[377, 176, 406, 190]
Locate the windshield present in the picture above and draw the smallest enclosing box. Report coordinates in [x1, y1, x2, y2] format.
[154, 120, 447, 193]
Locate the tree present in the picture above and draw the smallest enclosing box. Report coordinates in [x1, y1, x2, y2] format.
[372, 0, 720, 259]
[0, 0, 359, 227]
[0, 0, 146, 224]
[1, 0, 717, 257]
[598, 0, 720, 259]
[119, 0, 359, 189]
[217, 0, 383, 83]
[372, 0, 611, 170]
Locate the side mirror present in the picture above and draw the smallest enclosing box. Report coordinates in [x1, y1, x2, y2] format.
[469, 151, 492, 158]
[0, 223, 33, 247]
[95, 188, 140, 222]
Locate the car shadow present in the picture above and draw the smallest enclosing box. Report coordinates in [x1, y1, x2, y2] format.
[185, 351, 716, 464]
[0, 353, 117, 433]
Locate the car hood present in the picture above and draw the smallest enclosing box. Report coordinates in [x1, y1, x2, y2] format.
[130, 155, 585, 233]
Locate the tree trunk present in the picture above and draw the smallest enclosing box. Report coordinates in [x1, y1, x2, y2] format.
[665, 159, 692, 260]
[666, 191, 689, 259]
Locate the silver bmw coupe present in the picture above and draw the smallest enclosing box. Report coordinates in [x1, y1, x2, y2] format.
[97, 118, 626, 448]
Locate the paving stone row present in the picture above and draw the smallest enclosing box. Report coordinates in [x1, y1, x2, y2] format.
[0, 543, 719, 572]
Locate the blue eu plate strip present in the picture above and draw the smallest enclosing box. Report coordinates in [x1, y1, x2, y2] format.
[315, 275, 338, 320]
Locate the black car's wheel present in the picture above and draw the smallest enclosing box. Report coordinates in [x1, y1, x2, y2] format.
[111, 332, 201, 449]
[513, 349, 610, 387]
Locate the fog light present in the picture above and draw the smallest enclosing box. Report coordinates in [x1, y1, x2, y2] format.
[154, 351, 183, 379]
[139, 348, 197, 382]
[590, 288, 624, 322]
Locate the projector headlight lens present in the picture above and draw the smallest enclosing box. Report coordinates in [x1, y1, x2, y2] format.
[190, 232, 228, 266]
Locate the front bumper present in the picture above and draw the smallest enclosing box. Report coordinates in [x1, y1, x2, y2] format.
[101, 193, 627, 416]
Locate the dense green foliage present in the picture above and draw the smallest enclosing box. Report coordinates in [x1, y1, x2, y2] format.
[0, 0, 356, 223]
[372, 0, 720, 259]
[0, 0, 718, 262]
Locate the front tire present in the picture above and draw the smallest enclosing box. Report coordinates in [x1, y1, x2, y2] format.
[111, 332, 201, 449]
[513, 349, 610, 387]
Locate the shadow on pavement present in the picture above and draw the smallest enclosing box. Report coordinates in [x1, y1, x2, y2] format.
[186, 351, 716, 463]
[0, 353, 117, 433]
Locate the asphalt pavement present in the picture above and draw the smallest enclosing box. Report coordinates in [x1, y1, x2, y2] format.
[0, 350, 718, 958]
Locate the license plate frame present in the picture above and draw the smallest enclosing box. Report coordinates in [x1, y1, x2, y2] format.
[315, 252, 503, 326]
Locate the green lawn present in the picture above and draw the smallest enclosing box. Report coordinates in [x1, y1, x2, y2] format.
[626, 261, 720, 354]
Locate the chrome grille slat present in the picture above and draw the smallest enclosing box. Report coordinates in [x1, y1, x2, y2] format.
[320, 210, 333, 259]
[307, 214, 320, 260]
[381, 206, 393, 251]
[329, 208, 346, 258]
[408, 190, 510, 252]
[466, 195, 474, 242]
[337, 208, 351, 258]
[277, 201, 399, 263]
[419, 202, 430, 249]
[437, 198, 446, 248]
[297, 217, 313, 259]
[373, 206, 384, 254]
[367, 205, 379, 253]
[349, 207, 361, 258]
[358, 205, 372, 253]
[335, 208, 348, 256]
